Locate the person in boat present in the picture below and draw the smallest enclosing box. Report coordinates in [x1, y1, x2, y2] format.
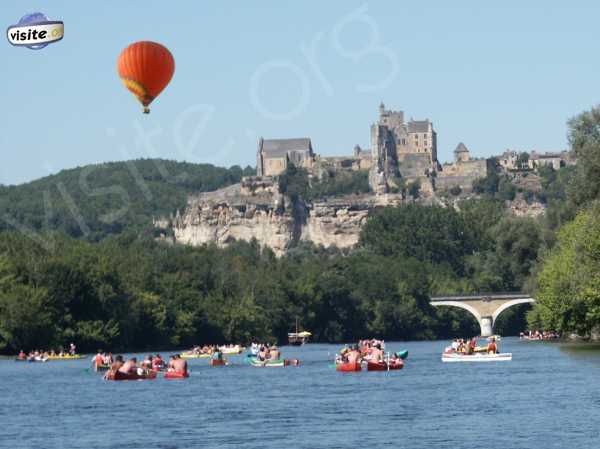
[69, 343, 76, 356]
[172, 354, 188, 375]
[109, 355, 124, 373]
[141, 355, 153, 369]
[451, 339, 459, 352]
[487, 337, 498, 354]
[18, 350, 26, 360]
[94, 350, 104, 368]
[467, 337, 477, 355]
[152, 354, 164, 370]
[346, 346, 361, 364]
[370, 343, 384, 362]
[389, 352, 403, 366]
[212, 348, 223, 361]
[103, 352, 113, 365]
[167, 355, 176, 371]
[269, 345, 281, 361]
[119, 357, 137, 375]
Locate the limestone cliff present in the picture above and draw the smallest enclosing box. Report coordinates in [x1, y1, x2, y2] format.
[154, 177, 403, 256]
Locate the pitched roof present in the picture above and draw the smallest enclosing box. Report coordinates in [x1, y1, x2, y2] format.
[260, 138, 312, 157]
[407, 120, 431, 133]
[454, 142, 469, 153]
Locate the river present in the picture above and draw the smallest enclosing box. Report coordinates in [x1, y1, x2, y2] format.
[0, 337, 598, 448]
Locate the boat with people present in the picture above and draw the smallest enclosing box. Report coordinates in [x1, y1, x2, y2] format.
[441, 352, 512, 362]
[210, 358, 228, 366]
[442, 336, 509, 362]
[248, 356, 285, 367]
[47, 354, 85, 360]
[164, 371, 189, 379]
[335, 339, 408, 373]
[520, 330, 559, 341]
[288, 319, 311, 346]
[336, 361, 361, 372]
[246, 343, 300, 367]
[366, 359, 404, 371]
[105, 370, 158, 381]
[218, 344, 245, 355]
[181, 352, 211, 359]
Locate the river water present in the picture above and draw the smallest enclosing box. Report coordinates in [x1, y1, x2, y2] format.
[0, 337, 598, 449]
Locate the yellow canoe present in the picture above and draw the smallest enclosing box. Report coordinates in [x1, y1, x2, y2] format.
[180, 353, 211, 359]
[47, 354, 86, 360]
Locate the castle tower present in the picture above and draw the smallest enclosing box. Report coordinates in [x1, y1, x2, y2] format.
[454, 142, 470, 163]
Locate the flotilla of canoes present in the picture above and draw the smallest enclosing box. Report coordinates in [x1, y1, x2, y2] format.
[9, 331, 560, 378]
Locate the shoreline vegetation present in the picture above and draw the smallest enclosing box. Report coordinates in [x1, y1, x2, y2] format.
[1, 106, 600, 354]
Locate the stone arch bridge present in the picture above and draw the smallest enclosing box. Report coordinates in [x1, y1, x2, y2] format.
[430, 293, 535, 337]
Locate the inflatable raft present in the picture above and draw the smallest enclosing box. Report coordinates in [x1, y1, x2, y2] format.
[366, 360, 404, 371]
[247, 356, 285, 367]
[336, 361, 361, 372]
[47, 354, 85, 360]
[209, 358, 227, 367]
[219, 345, 244, 355]
[105, 370, 157, 381]
[180, 352, 211, 359]
[164, 371, 189, 379]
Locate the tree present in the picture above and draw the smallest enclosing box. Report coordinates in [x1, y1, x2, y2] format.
[567, 107, 600, 206]
[529, 206, 600, 336]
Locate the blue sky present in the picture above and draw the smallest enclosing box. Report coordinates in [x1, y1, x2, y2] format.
[1, 1, 599, 185]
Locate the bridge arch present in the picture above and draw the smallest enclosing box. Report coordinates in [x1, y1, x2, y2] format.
[430, 293, 535, 337]
[492, 297, 535, 323]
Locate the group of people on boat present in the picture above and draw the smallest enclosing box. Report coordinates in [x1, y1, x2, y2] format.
[444, 336, 498, 355]
[336, 339, 404, 367]
[520, 330, 559, 340]
[187, 343, 243, 356]
[103, 354, 187, 379]
[17, 343, 78, 361]
[252, 343, 281, 362]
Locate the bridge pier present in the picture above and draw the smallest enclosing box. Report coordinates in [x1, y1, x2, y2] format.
[480, 317, 493, 337]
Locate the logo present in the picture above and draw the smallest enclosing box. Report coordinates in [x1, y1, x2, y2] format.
[7, 12, 64, 50]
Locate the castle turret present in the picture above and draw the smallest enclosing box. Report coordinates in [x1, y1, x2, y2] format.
[454, 142, 470, 163]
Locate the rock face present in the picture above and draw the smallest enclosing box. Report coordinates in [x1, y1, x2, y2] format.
[154, 177, 403, 256]
[302, 194, 402, 248]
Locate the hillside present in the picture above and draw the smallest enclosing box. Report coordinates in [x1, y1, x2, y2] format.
[0, 159, 254, 240]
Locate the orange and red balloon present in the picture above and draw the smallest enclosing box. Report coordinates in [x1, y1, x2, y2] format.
[117, 41, 175, 113]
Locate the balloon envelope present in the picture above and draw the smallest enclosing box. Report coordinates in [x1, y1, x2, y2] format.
[117, 41, 175, 113]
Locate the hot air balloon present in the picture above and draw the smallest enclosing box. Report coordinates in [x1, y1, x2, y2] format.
[117, 41, 175, 113]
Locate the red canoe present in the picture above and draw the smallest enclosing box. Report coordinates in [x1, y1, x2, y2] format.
[366, 360, 404, 371]
[105, 370, 157, 381]
[210, 359, 226, 366]
[164, 371, 189, 379]
[336, 361, 361, 372]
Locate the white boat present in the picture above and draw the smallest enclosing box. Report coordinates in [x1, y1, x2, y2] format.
[441, 352, 512, 362]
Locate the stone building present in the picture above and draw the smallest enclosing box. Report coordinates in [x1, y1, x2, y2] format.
[256, 137, 315, 177]
[377, 102, 438, 165]
[436, 142, 488, 191]
[369, 103, 439, 193]
[528, 151, 571, 171]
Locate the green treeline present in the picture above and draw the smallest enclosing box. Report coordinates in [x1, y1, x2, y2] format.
[527, 107, 600, 337]
[0, 159, 253, 240]
[0, 197, 542, 353]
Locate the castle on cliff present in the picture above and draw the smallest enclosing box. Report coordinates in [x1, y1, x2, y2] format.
[255, 102, 488, 195]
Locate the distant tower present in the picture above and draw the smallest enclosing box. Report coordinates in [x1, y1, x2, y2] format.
[379, 101, 385, 115]
[454, 142, 470, 163]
